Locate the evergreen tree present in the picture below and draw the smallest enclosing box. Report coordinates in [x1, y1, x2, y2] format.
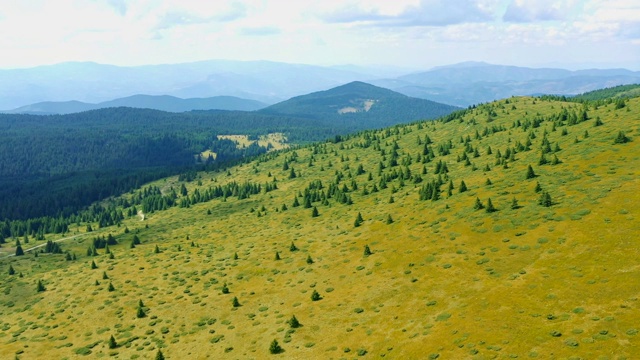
[288, 315, 301, 328]
[275, 251, 281, 261]
[485, 198, 497, 213]
[525, 165, 536, 179]
[91, 260, 98, 269]
[292, 196, 300, 207]
[386, 215, 394, 224]
[364, 245, 372, 256]
[269, 339, 283, 354]
[539, 192, 553, 207]
[155, 349, 165, 360]
[154, 245, 160, 254]
[614, 131, 630, 144]
[36, 280, 46, 292]
[8, 264, 15, 275]
[289, 242, 298, 252]
[354, 212, 364, 227]
[136, 306, 146, 318]
[102, 271, 109, 280]
[108, 335, 117, 349]
[15, 240, 24, 256]
[232, 296, 241, 307]
[459, 180, 468, 193]
[311, 290, 321, 301]
[138, 300, 145, 308]
[233, 252, 239, 260]
[534, 182, 542, 193]
[222, 283, 230, 294]
[311, 206, 319, 217]
[474, 197, 484, 210]
[108, 282, 115, 292]
[132, 235, 141, 245]
[306, 255, 314, 264]
[510, 198, 520, 210]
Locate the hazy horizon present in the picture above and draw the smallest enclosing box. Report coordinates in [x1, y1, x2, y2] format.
[0, 0, 638, 71]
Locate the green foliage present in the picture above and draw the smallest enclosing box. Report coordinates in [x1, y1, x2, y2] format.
[306, 255, 314, 264]
[36, 280, 46, 293]
[275, 251, 281, 261]
[136, 306, 146, 318]
[232, 296, 241, 308]
[289, 242, 298, 252]
[614, 131, 630, 144]
[386, 214, 394, 224]
[539, 192, 553, 207]
[485, 198, 497, 213]
[15, 240, 24, 256]
[354, 212, 364, 227]
[155, 349, 165, 360]
[473, 197, 485, 210]
[90, 260, 98, 270]
[459, 180, 468, 193]
[222, 283, 230, 294]
[364, 245, 372, 256]
[311, 290, 322, 301]
[108, 335, 117, 349]
[107, 282, 116, 292]
[525, 165, 536, 179]
[8, 264, 15, 275]
[288, 315, 301, 328]
[269, 339, 283, 354]
[311, 206, 319, 217]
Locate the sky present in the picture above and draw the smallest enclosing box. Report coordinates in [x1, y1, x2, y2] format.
[0, 0, 638, 70]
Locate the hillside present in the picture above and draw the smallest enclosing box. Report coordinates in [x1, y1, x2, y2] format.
[259, 81, 459, 128]
[1, 94, 639, 359]
[3, 95, 268, 115]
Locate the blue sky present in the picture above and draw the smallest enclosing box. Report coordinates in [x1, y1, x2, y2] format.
[0, 0, 638, 70]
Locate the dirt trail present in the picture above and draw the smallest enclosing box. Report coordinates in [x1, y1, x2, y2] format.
[1, 233, 87, 259]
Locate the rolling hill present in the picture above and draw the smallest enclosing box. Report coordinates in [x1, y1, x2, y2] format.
[2, 95, 268, 115]
[1, 91, 638, 358]
[259, 81, 459, 128]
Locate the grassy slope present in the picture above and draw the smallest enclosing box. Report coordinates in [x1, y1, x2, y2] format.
[1, 96, 639, 359]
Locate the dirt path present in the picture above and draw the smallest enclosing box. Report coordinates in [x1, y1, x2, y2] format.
[1, 233, 87, 259]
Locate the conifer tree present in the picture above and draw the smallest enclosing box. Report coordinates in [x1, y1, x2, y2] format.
[311, 290, 321, 301]
[306, 255, 314, 264]
[108, 282, 115, 292]
[539, 192, 553, 207]
[364, 245, 372, 256]
[8, 264, 15, 275]
[136, 306, 146, 318]
[102, 271, 109, 280]
[232, 296, 241, 307]
[534, 182, 542, 193]
[154, 245, 160, 254]
[36, 280, 46, 292]
[510, 198, 520, 210]
[354, 212, 364, 227]
[386, 215, 394, 224]
[155, 349, 165, 360]
[485, 198, 497, 213]
[474, 197, 484, 210]
[289, 242, 298, 252]
[108, 335, 117, 349]
[311, 206, 319, 217]
[269, 339, 283, 354]
[233, 252, 239, 260]
[525, 165, 536, 179]
[222, 283, 230, 294]
[15, 240, 24, 256]
[459, 180, 468, 193]
[275, 251, 281, 261]
[91, 260, 98, 269]
[288, 315, 301, 328]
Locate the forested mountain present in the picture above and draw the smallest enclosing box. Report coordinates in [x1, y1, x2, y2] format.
[1, 91, 638, 359]
[0, 83, 457, 222]
[259, 81, 459, 128]
[3, 95, 268, 115]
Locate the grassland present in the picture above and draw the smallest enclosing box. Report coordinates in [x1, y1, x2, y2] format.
[1, 96, 639, 359]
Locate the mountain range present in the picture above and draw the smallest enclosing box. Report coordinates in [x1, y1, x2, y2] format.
[1, 60, 639, 110]
[2, 95, 267, 115]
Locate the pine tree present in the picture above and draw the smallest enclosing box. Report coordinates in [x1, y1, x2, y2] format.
[386, 215, 394, 224]
[459, 180, 468, 193]
[91, 260, 98, 269]
[485, 198, 497, 213]
[132, 235, 141, 245]
[510, 198, 520, 210]
[363, 245, 372, 256]
[311, 206, 319, 217]
[138, 299, 145, 308]
[232, 296, 241, 307]
[354, 212, 364, 227]
[108, 282, 115, 292]
[102, 271, 109, 280]
[288, 315, 301, 328]
[36, 280, 46, 292]
[539, 192, 553, 207]
[275, 251, 281, 261]
[289, 242, 298, 252]
[269, 339, 283, 354]
[8, 264, 15, 275]
[108, 335, 117, 349]
[154, 245, 160, 254]
[222, 283, 230, 294]
[474, 197, 484, 210]
[155, 349, 165, 360]
[614, 131, 630, 144]
[136, 306, 146, 318]
[525, 165, 536, 179]
[311, 290, 321, 301]
[534, 182, 542, 193]
[15, 240, 24, 256]
[306, 255, 314, 264]
[233, 252, 239, 260]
